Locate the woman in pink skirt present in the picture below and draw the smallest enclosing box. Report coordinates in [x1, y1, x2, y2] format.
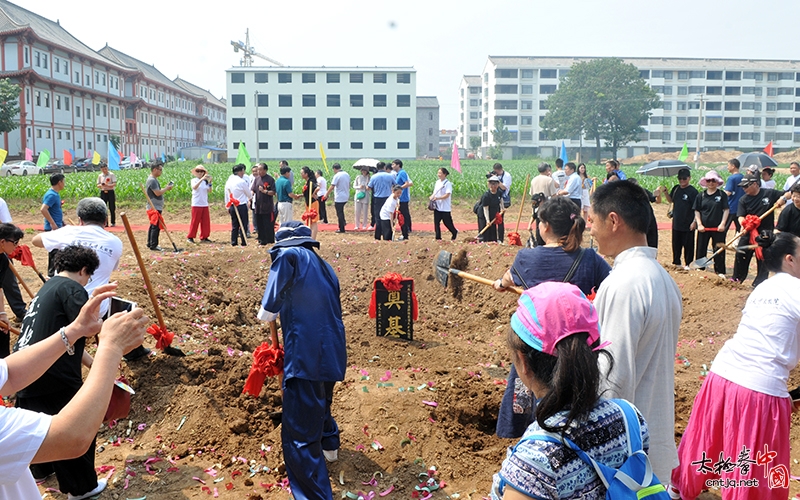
[669, 232, 800, 500]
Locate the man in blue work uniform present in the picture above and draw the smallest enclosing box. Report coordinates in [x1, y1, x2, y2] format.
[257, 221, 346, 500]
[367, 162, 395, 240]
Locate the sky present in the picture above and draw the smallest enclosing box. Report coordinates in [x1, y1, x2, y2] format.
[26, 0, 800, 129]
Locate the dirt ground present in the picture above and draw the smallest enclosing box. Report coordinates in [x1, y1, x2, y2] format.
[6, 200, 800, 500]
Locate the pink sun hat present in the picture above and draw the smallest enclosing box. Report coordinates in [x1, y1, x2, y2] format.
[699, 170, 724, 188]
[510, 282, 601, 356]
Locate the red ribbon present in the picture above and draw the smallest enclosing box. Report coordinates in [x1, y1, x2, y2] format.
[301, 208, 318, 223]
[742, 214, 763, 260]
[493, 212, 504, 226]
[506, 232, 522, 246]
[369, 273, 418, 321]
[146, 323, 174, 350]
[226, 193, 240, 209]
[9, 244, 35, 267]
[146, 209, 165, 229]
[396, 212, 405, 227]
[242, 341, 284, 397]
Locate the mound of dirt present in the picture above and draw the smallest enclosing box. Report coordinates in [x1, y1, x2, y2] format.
[620, 149, 743, 165]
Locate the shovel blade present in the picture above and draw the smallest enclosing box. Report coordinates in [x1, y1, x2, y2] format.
[433, 250, 453, 288]
[689, 257, 711, 270]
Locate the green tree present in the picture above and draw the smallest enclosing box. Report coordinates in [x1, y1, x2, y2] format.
[0, 79, 21, 134]
[469, 136, 481, 156]
[541, 58, 660, 163]
[109, 134, 121, 150]
[490, 117, 513, 159]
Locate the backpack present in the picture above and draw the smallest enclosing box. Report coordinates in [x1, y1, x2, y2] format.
[518, 399, 670, 499]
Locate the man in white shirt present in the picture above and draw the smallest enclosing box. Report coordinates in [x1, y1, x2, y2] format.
[244, 166, 255, 237]
[224, 164, 252, 247]
[589, 180, 683, 483]
[783, 162, 800, 192]
[492, 163, 512, 208]
[552, 158, 567, 190]
[557, 162, 583, 209]
[315, 170, 329, 224]
[326, 164, 351, 233]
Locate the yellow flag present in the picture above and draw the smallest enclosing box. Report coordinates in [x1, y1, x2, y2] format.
[0, 148, 7, 166]
[319, 142, 329, 175]
[92, 151, 101, 165]
[206, 150, 212, 160]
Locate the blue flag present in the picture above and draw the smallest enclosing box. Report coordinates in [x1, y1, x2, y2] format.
[108, 142, 120, 170]
[560, 140, 568, 165]
[161, 153, 166, 163]
[68, 148, 75, 158]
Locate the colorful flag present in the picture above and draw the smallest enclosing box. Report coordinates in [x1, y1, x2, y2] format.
[130, 152, 138, 166]
[764, 141, 774, 157]
[0, 148, 7, 166]
[108, 142, 120, 170]
[206, 150, 212, 160]
[235, 143, 251, 168]
[92, 151, 101, 165]
[560, 140, 568, 165]
[451, 141, 462, 174]
[319, 143, 329, 175]
[36, 149, 50, 167]
[145, 152, 150, 163]
[677, 142, 689, 162]
[160, 153, 166, 163]
[25, 148, 32, 161]
[63, 149, 72, 165]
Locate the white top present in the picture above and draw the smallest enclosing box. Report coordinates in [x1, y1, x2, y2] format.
[38, 224, 123, 317]
[191, 178, 211, 207]
[0, 360, 53, 499]
[552, 169, 567, 189]
[563, 172, 582, 199]
[317, 177, 327, 198]
[712, 272, 800, 397]
[761, 179, 776, 189]
[330, 171, 351, 203]
[380, 196, 400, 220]
[0, 198, 11, 223]
[595, 246, 682, 482]
[432, 178, 452, 212]
[224, 175, 251, 206]
[784, 174, 800, 191]
[354, 174, 369, 202]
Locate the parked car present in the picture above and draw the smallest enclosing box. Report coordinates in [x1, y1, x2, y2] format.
[119, 158, 145, 169]
[42, 159, 69, 175]
[71, 158, 98, 172]
[4, 161, 41, 176]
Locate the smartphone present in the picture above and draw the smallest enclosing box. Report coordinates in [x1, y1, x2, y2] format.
[168, 181, 174, 187]
[109, 297, 137, 315]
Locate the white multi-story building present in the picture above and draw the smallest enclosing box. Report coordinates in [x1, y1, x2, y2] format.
[463, 56, 800, 159]
[456, 75, 482, 154]
[225, 66, 417, 160]
[0, 0, 224, 161]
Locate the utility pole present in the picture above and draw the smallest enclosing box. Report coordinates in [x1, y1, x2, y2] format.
[254, 90, 260, 163]
[694, 94, 703, 170]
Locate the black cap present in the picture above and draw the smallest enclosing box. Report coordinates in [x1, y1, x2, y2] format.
[738, 173, 760, 187]
[677, 168, 691, 179]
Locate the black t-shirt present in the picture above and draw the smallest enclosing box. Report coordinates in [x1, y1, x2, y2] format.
[693, 189, 729, 228]
[14, 276, 88, 398]
[669, 185, 699, 231]
[253, 174, 276, 214]
[0, 254, 7, 285]
[646, 204, 659, 249]
[777, 203, 800, 237]
[480, 189, 503, 220]
[737, 188, 783, 230]
[302, 177, 318, 205]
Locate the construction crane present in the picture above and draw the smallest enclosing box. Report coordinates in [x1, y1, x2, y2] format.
[230, 29, 283, 67]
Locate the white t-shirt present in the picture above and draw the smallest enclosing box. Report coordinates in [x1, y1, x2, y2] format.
[190, 178, 211, 207]
[0, 198, 11, 223]
[552, 169, 567, 189]
[316, 177, 327, 199]
[330, 171, 351, 203]
[38, 224, 123, 317]
[712, 272, 800, 397]
[432, 179, 452, 212]
[0, 360, 52, 499]
[761, 179, 776, 189]
[380, 196, 400, 221]
[224, 175, 250, 206]
[784, 174, 800, 191]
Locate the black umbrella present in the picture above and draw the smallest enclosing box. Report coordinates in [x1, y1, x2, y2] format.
[636, 159, 691, 178]
[737, 152, 778, 169]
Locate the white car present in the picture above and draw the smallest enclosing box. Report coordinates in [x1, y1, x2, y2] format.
[119, 158, 144, 169]
[3, 161, 41, 176]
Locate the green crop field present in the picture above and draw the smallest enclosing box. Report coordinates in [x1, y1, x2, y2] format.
[0, 158, 793, 208]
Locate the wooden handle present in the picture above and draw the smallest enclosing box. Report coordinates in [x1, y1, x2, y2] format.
[451, 269, 523, 294]
[7, 261, 34, 300]
[120, 213, 166, 330]
[514, 174, 530, 234]
[478, 209, 506, 236]
[708, 201, 782, 260]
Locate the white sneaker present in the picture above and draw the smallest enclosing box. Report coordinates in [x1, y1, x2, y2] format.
[323, 449, 338, 462]
[68, 478, 107, 500]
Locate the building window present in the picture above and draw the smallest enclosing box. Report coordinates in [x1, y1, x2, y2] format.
[539, 85, 557, 94]
[397, 95, 411, 107]
[258, 142, 268, 150]
[278, 73, 292, 83]
[303, 118, 316, 130]
[521, 85, 533, 94]
[706, 117, 722, 126]
[706, 71, 723, 80]
[351, 142, 363, 149]
[374, 142, 386, 149]
[706, 86, 722, 95]
[373, 118, 387, 130]
[302, 94, 316, 107]
[280, 142, 292, 149]
[328, 142, 340, 149]
[231, 72, 245, 83]
[279, 118, 292, 130]
[231, 94, 245, 107]
[350, 94, 364, 107]
[521, 69, 534, 79]
[254, 94, 268, 107]
[397, 118, 410, 130]
[231, 118, 246, 130]
[520, 131, 533, 141]
[725, 87, 741, 96]
[302, 73, 316, 83]
[327, 73, 340, 83]
[350, 73, 363, 83]
[258, 118, 269, 130]
[778, 102, 793, 111]
[86, 107, 91, 119]
[373, 94, 387, 107]
[495, 85, 518, 94]
[397, 73, 411, 84]
[279, 95, 292, 107]
[540, 69, 557, 79]
[304, 142, 315, 149]
[724, 117, 740, 126]
[373, 73, 387, 83]
[725, 102, 740, 111]
[495, 100, 518, 110]
[470, 99, 480, 106]
[397, 142, 409, 149]
[75, 106, 80, 117]
[350, 118, 363, 131]
[327, 118, 341, 130]
[326, 94, 341, 107]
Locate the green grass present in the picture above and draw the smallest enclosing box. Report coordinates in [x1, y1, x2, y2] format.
[0, 158, 791, 206]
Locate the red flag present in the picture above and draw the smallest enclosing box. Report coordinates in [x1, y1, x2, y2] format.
[63, 149, 72, 165]
[226, 193, 240, 208]
[764, 141, 774, 157]
[9, 244, 35, 267]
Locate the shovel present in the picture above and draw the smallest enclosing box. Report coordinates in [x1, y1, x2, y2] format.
[434, 250, 523, 294]
[141, 183, 183, 252]
[689, 202, 781, 269]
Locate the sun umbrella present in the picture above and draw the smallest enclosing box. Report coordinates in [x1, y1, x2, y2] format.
[737, 152, 778, 169]
[636, 159, 691, 178]
[353, 158, 380, 173]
